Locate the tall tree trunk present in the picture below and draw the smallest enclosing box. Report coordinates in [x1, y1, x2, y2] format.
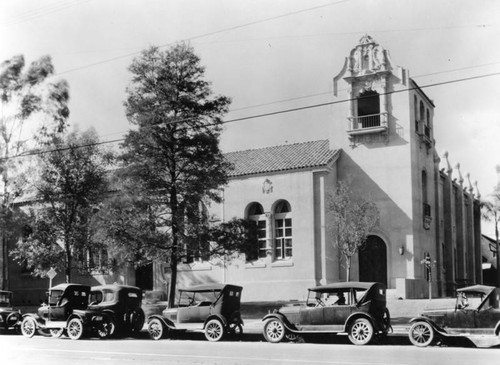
[346, 255, 351, 282]
[496, 214, 500, 287]
[167, 182, 179, 308]
[168, 256, 177, 308]
[65, 235, 72, 283]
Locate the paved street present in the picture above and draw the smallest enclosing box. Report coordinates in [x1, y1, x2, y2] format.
[2, 329, 499, 365]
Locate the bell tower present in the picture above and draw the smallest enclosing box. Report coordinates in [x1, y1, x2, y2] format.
[333, 35, 409, 147]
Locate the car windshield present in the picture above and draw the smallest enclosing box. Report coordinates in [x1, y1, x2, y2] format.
[48, 290, 64, 306]
[0, 292, 12, 307]
[179, 290, 220, 307]
[456, 291, 484, 310]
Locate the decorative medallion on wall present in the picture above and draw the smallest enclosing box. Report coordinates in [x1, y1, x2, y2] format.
[423, 216, 432, 230]
[262, 179, 273, 194]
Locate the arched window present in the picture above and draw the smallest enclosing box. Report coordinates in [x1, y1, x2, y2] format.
[274, 200, 292, 260]
[357, 90, 380, 128]
[425, 109, 431, 138]
[246, 202, 266, 261]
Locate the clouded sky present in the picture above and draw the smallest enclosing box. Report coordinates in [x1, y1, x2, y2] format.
[1, 0, 500, 235]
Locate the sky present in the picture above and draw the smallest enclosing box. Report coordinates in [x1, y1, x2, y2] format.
[1, 0, 500, 235]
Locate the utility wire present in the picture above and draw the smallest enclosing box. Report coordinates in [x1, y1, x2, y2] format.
[54, 0, 348, 76]
[0, 0, 91, 27]
[3, 70, 500, 162]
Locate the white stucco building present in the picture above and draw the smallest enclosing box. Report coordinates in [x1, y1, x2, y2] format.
[158, 35, 482, 301]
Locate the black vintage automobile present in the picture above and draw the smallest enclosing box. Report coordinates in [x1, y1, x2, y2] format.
[0, 290, 21, 332]
[20, 283, 99, 339]
[85, 284, 145, 337]
[147, 283, 243, 342]
[262, 282, 391, 345]
[408, 285, 500, 347]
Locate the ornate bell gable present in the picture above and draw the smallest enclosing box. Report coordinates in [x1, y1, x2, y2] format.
[334, 35, 407, 146]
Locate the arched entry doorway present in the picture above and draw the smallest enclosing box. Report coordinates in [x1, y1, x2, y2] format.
[359, 235, 387, 286]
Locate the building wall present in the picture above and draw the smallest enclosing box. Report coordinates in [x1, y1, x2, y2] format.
[172, 166, 337, 301]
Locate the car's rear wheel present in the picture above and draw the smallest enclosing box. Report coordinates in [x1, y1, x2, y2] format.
[348, 318, 374, 345]
[129, 309, 145, 335]
[50, 328, 65, 338]
[205, 319, 225, 342]
[409, 321, 434, 347]
[67, 318, 84, 340]
[20, 317, 37, 338]
[148, 318, 164, 340]
[263, 318, 286, 343]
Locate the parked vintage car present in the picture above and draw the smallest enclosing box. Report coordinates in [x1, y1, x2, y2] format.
[262, 282, 391, 345]
[408, 285, 500, 347]
[0, 290, 21, 332]
[85, 284, 145, 337]
[147, 283, 243, 342]
[20, 283, 111, 340]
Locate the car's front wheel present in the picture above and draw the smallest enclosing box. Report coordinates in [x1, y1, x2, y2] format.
[20, 317, 37, 338]
[67, 318, 84, 340]
[408, 321, 434, 347]
[348, 318, 374, 345]
[263, 318, 286, 343]
[148, 318, 164, 340]
[97, 319, 114, 339]
[205, 319, 225, 342]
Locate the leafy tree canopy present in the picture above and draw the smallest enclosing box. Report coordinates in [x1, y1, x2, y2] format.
[0, 54, 69, 289]
[11, 128, 113, 282]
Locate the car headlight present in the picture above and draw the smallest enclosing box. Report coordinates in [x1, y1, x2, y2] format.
[92, 316, 103, 321]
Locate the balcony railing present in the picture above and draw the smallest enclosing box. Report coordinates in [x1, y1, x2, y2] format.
[424, 125, 431, 139]
[347, 112, 388, 136]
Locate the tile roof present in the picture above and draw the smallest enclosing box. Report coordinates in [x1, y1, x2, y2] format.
[225, 140, 340, 177]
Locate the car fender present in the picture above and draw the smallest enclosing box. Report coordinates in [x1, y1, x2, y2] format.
[229, 310, 243, 325]
[262, 313, 298, 333]
[99, 309, 116, 322]
[204, 314, 228, 329]
[21, 313, 42, 326]
[409, 316, 448, 337]
[67, 313, 87, 324]
[147, 314, 176, 330]
[344, 312, 377, 332]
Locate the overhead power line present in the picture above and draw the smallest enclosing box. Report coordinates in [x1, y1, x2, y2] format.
[54, 0, 348, 76]
[0, 0, 91, 27]
[3, 70, 500, 162]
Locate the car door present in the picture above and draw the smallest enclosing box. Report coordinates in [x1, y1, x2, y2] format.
[323, 304, 353, 332]
[298, 306, 324, 330]
[473, 307, 499, 335]
[443, 308, 475, 334]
